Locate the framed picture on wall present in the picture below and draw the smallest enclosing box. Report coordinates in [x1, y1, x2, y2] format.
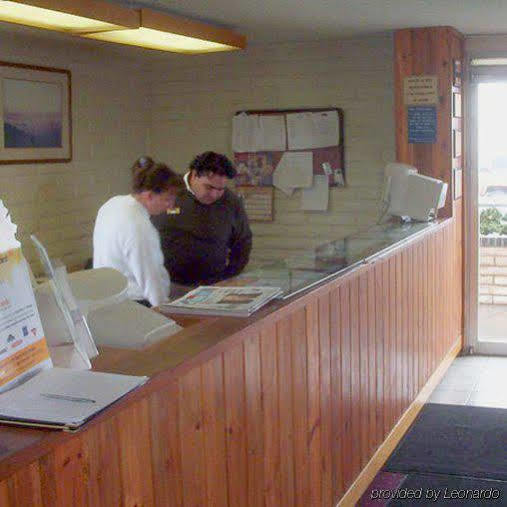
[0, 61, 71, 164]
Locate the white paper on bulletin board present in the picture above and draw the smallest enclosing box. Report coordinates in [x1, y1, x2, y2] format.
[286, 110, 339, 150]
[301, 174, 329, 211]
[233, 108, 345, 189]
[273, 151, 313, 191]
[232, 113, 286, 152]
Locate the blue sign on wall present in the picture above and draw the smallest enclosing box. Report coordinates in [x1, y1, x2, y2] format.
[407, 106, 437, 143]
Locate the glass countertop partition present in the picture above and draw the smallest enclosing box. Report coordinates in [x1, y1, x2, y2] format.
[233, 220, 438, 299]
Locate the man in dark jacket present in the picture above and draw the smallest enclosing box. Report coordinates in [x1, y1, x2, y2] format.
[152, 151, 252, 287]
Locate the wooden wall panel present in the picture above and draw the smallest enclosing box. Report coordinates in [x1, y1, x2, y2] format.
[330, 286, 344, 502]
[83, 413, 123, 506]
[394, 27, 464, 218]
[291, 309, 310, 507]
[374, 264, 385, 444]
[306, 300, 322, 507]
[244, 334, 264, 507]
[358, 274, 369, 469]
[338, 284, 352, 492]
[276, 318, 295, 507]
[40, 435, 87, 507]
[117, 400, 154, 506]
[201, 355, 228, 507]
[179, 368, 206, 507]
[0, 219, 463, 507]
[367, 269, 377, 458]
[349, 279, 362, 478]
[318, 294, 333, 507]
[6, 463, 42, 507]
[223, 344, 248, 507]
[149, 383, 184, 507]
[259, 323, 281, 506]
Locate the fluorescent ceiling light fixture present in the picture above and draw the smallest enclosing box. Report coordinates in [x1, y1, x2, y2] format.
[0, 0, 138, 34]
[83, 8, 246, 54]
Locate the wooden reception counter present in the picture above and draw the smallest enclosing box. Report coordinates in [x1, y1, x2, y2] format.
[0, 217, 462, 506]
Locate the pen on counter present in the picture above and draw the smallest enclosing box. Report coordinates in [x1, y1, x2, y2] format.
[41, 393, 96, 403]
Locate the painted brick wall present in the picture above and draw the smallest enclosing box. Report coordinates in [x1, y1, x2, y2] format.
[1, 30, 394, 273]
[146, 36, 395, 265]
[480, 246, 507, 305]
[0, 30, 149, 274]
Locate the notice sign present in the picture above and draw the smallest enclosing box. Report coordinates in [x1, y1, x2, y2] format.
[408, 106, 437, 144]
[404, 75, 438, 105]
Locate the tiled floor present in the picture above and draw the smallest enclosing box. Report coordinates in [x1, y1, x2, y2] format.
[429, 355, 507, 409]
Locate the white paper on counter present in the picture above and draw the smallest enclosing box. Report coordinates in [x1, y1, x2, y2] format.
[301, 175, 329, 211]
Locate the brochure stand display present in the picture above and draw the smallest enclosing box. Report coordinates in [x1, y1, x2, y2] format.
[0, 211, 147, 431]
[31, 235, 97, 368]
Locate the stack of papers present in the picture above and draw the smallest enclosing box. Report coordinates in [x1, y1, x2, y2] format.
[0, 367, 147, 430]
[161, 286, 282, 317]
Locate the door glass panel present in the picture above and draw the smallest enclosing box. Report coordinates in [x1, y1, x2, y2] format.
[478, 82, 507, 345]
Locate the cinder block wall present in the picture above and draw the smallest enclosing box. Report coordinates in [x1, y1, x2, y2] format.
[0, 30, 150, 274]
[480, 247, 507, 305]
[1, 31, 394, 272]
[146, 36, 395, 265]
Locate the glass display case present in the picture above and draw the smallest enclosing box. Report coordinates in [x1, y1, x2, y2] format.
[233, 220, 437, 299]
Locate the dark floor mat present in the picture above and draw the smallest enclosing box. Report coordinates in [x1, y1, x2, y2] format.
[384, 403, 507, 481]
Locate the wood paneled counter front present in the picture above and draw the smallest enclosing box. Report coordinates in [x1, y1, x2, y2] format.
[0, 217, 462, 506]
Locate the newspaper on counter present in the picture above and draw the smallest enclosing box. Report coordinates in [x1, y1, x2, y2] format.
[161, 286, 282, 317]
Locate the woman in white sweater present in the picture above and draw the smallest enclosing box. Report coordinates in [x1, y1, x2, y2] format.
[93, 157, 183, 307]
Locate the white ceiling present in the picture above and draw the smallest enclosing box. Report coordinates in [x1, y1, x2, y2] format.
[114, 0, 507, 43]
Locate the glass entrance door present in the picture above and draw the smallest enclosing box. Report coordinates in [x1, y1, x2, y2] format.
[472, 70, 507, 355]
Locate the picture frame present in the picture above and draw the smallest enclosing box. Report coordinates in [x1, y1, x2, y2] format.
[0, 61, 71, 164]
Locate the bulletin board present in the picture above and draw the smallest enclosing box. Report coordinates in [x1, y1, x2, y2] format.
[232, 108, 345, 189]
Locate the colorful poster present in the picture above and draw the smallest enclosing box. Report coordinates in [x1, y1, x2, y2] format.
[234, 152, 279, 186]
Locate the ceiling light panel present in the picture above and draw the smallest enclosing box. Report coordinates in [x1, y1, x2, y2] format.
[0, 0, 138, 33]
[83, 8, 246, 54]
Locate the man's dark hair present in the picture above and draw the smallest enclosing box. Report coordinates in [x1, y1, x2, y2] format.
[131, 156, 184, 194]
[189, 151, 237, 179]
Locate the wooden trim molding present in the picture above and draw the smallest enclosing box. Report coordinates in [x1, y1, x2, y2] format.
[141, 8, 246, 49]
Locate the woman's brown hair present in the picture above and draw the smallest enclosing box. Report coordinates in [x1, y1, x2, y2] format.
[131, 156, 184, 194]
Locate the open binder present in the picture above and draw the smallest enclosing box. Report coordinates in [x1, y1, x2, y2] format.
[0, 367, 147, 431]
